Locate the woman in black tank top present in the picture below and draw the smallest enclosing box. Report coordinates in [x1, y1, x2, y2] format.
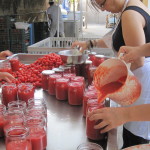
[71, 0, 150, 148]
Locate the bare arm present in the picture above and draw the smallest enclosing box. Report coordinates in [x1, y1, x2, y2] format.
[88, 104, 150, 133]
[0, 72, 15, 83]
[0, 50, 13, 60]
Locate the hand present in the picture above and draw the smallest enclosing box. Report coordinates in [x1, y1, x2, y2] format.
[0, 72, 15, 83]
[71, 41, 88, 52]
[88, 107, 128, 133]
[118, 46, 141, 63]
[0, 50, 13, 60]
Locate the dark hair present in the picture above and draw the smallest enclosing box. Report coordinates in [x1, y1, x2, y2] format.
[49, 2, 54, 5]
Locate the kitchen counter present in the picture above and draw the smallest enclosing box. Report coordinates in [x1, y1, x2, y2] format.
[0, 88, 119, 150]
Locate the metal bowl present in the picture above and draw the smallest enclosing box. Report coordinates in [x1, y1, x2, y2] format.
[58, 50, 88, 64]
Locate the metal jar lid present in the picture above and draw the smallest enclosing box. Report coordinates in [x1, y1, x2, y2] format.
[85, 60, 92, 64]
[42, 70, 55, 75]
[52, 68, 64, 72]
[95, 54, 105, 58]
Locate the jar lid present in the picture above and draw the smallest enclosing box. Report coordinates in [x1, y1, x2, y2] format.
[89, 52, 96, 55]
[95, 54, 105, 58]
[85, 60, 92, 64]
[52, 68, 64, 72]
[66, 64, 75, 67]
[42, 70, 55, 75]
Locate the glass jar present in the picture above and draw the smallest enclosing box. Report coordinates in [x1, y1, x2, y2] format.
[83, 60, 92, 79]
[52, 68, 64, 76]
[28, 98, 47, 110]
[88, 65, 97, 85]
[48, 74, 62, 95]
[65, 64, 76, 74]
[68, 82, 84, 105]
[0, 62, 12, 73]
[2, 83, 17, 106]
[86, 103, 106, 141]
[93, 55, 105, 67]
[56, 78, 69, 100]
[5, 126, 32, 150]
[77, 142, 103, 150]
[88, 52, 96, 62]
[41, 70, 55, 91]
[83, 91, 98, 117]
[87, 85, 97, 92]
[25, 116, 47, 150]
[71, 76, 85, 89]
[9, 56, 20, 72]
[59, 65, 71, 73]
[8, 100, 27, 113]
[26, 105, 47, 124]
[0, 104, 6, 137]
[63, 73, 76, 80]
[3, 109, 25, 134]
[18, 83, 34, 103]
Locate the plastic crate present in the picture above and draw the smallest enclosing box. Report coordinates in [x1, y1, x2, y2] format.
[28, 37, 114, 57]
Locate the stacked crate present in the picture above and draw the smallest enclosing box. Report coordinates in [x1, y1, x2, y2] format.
[10, 29, 30, 53]
[0, 16, 15, 51]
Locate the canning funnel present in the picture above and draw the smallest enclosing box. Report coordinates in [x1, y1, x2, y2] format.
[94, 54, 141, 106]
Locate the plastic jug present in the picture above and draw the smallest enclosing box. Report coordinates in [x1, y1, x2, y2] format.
[94, 56, 141, 106]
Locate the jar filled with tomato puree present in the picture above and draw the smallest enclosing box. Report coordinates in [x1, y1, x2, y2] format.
[88, 52, 96, 62]
[93, 55, 105, 67]
[68, 82, 84, 105]
[83, 90, 98, 117]
[26, 105, 47, 124]
[3, 109, 24, 134]
[0, 62, 12, 73]
[71, 76, 85, 89]
[41, 70, 55, 91]
[48, 74, 62, 95]
[86, 103, 106, 141]
[18, 83, 34, 104]
[65, 64, 76, 74]
[9, 57, 20, 72]
[56, 78, 69, 100]
[25, 116, 47, 150]
[0, 104, 6, 137]
[2, 83, 17, 106]
[82, 60, 92, 79]
[63, 73, 76, 80]
[5, 126, 32, 150]
[88, 65, 97, 85]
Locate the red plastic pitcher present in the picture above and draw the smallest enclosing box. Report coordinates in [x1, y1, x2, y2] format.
[94, 55, 141, 106]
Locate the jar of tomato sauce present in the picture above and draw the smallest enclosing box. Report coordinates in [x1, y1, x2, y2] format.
[88, 65, 97, 85]
[93, 55, 105, 67]
[18, 83, 34, 104]
[68, 82, 84, 105]
[56, 78, 69, 100]
[25, 116, 47, 150]
[9, 57, 20, 72]
[41, 70, 55, 91]
[88, 52, 96, 62]
[66, 64, 76, 74]
[0, 104, 6, 137]
[83, 60, 92, 79]
[86, 103, 106, 141]
[63, 73, 76, 80]
[83, 91, 98, 117]
[48, 74, 62, 95]
[71, 76, 85, 88]
[0, 62, 12, 73]
[2, 83, 17, 106]
[5, 126, 32, 150]
[3, 109, 24, 134]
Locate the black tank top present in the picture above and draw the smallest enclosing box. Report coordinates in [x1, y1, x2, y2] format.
[112, 6, 150, 52]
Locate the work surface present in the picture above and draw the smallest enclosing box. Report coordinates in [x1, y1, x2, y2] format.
[0, 88, 119, 150]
